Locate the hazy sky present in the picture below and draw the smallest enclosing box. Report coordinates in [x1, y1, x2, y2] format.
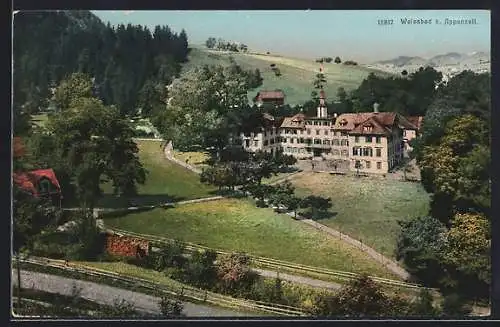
[92, 10, 490, 62]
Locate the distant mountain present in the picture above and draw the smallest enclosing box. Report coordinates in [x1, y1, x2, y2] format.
[375, 51, 490, 67]
[377, 56, 427, 67]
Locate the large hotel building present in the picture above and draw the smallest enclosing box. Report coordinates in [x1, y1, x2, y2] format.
[240, 90, 421, 174]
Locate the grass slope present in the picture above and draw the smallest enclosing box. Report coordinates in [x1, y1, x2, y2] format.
[99, 140, 216, 207]
[291, 173, 430, 258]
[104, 198, 397, 279]
[182, 48, 393, 106]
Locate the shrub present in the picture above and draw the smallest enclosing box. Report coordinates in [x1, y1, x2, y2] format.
[159, 295, 184, 318]
[183, 250, 218, 289]
[216, 252, 259, 296]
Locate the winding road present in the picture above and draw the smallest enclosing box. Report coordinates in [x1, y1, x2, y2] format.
[12, 270, 257, 317]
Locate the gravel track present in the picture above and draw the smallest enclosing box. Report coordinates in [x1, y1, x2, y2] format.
[12, 270, 257, 317]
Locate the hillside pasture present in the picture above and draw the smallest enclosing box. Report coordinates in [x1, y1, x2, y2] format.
[98, 140, 217, 208]
[291, 173, 430, 258]
[103, 198, 399, 279]
[181, 48, 393, 106]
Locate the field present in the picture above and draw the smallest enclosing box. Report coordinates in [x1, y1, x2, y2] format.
[103, 198, 397, 279]
[98, 140, 216, 207]
[182, 47, 393, 105]
[291, 173, 430, 258]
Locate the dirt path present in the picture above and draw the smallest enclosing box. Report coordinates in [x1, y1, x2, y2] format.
[12, 270, 255, 317]
[289, 213, 410, 280]
[163, 141, 202, 174]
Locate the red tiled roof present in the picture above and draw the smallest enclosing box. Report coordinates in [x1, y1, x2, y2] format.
[280, 113, 306, 128]
[333, 113, 378, 130]
[13, 169, 62, 196]
[350, 116, 393, 136]
[407, 116, 424, 130]
[256, 90, 285, 100]
[335, 112, 406, 135]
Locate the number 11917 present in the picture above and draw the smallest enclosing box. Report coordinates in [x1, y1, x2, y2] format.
[378, 19, 394, 25]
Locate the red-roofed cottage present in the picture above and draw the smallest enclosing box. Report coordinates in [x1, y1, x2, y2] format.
[253, 90, 285, 107]
[13, 169, 63, 206]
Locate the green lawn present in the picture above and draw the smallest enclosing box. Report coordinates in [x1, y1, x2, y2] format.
[98, 140, 216, 208]
[103, 198, 398, 279]
[291, 173, 430, 258]
[182, 48, 393, 106]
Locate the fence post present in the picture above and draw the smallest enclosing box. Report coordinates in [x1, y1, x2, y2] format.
[204, 290, 208, 302]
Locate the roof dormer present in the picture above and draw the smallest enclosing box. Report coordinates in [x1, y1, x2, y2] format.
[363, 124, 373, 133]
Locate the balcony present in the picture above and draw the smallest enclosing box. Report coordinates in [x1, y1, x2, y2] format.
[309, 143, 331, 149]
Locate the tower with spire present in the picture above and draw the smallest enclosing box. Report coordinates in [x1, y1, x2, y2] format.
[315, 63, 329, 118]
[317, 89, 328, 118]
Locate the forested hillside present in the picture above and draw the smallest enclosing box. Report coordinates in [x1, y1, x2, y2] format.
[13, 10, 188, 117]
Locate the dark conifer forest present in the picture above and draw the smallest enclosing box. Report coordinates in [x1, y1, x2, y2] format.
[13, 10, 189, 116]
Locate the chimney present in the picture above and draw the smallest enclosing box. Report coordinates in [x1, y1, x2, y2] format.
[373, 102, 380, 113]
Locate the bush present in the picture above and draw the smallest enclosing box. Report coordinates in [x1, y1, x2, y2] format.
[183, 250, 218, 289]
[164, 267, 186, 281]
[255, 199, 267, 207]
[159, 295, 184, 318]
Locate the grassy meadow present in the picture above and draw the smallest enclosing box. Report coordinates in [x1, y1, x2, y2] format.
[291, 173, 430, 258]
[103, 198, 398, 279]
[98, 140, 216, 207]
[182, 47, 393, 106]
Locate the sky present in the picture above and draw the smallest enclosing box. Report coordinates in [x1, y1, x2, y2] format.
[92, 10, 490, 62]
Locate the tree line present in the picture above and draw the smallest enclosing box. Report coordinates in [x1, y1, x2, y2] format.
[205, 37, 248, 52]
[14, 10, 188, 118]
[395, 70, 491, 306]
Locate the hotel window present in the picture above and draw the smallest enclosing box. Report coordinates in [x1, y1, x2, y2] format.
[299, 138, 304, 144]
[316, 130, 320, 135]
[341, 149, 349, 157]
[314, 121, 318, 126]
[366, 161, 371, 169]
[307, 129, 311, 135]
[323, 122, 329, 126]
[245, 140, 250, 147]
[254, 141, 259, 147]
[333, 139, 340, 146]
[290, 138, 294, 144]
[264, 131, 267, 137]
[355, 136, 359, 143]
[270, 138, 275, 145]
[264, 140, 269, 146]
[324, 130, 328, 135]
[293, 130, 298, 134]
[314, 139, 322, 145]
[376, 136, 381, 144]
[377, 162, 382, 170]
[376, 148, 381, 157]
[365, 136, 372, 143]
[341, 132, 348, 136]
[324, 140, 330, 145]
[333, 149, 340, 156]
